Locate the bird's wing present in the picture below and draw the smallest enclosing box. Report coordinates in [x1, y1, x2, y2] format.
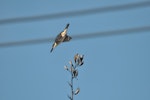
[65, 23, 69, 29]
[63, 35, 72, 42]
[61, 24, 69, 37]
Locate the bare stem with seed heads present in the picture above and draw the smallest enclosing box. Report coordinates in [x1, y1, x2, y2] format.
[64, 54, 84, 100]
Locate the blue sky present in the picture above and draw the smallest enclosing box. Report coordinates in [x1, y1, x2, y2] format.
[0, 0, 150, 100]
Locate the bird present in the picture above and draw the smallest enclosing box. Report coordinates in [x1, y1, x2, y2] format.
[50, 23, 72, 52]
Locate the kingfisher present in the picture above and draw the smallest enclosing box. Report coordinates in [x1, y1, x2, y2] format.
[50, 23, 72, 52]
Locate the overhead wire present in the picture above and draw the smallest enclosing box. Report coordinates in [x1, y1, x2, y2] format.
[0, 26, 150, 47]
[0, 1, 150, 47]
[0, 1, 150, 25]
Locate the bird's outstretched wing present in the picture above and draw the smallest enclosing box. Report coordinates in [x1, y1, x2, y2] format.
[50, 48, 53, 52]
[65, 23, 69, 29]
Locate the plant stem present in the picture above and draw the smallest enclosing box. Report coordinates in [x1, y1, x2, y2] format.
[71, 75, 74, 100]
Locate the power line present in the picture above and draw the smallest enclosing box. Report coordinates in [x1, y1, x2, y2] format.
[0, 26, 150, 47]
[0, 38, 53, 47]
[0, 1, 150, 25]
[73, 26, 150, 40]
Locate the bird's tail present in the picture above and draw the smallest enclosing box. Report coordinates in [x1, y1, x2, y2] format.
[65, 23, 70, 29]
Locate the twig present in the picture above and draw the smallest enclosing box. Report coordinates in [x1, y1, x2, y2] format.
[64, 54, 84, 100]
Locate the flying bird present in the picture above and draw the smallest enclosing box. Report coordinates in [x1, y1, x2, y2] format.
[50, 23, 72, 52]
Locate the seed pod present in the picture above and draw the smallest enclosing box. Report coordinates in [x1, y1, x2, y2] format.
[73, 70, 78, 78]
[69, 61, 73, 67]
[74, 88, 80, 95]
[74, 53, 79, 63]
[64, 66, 69, 70]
